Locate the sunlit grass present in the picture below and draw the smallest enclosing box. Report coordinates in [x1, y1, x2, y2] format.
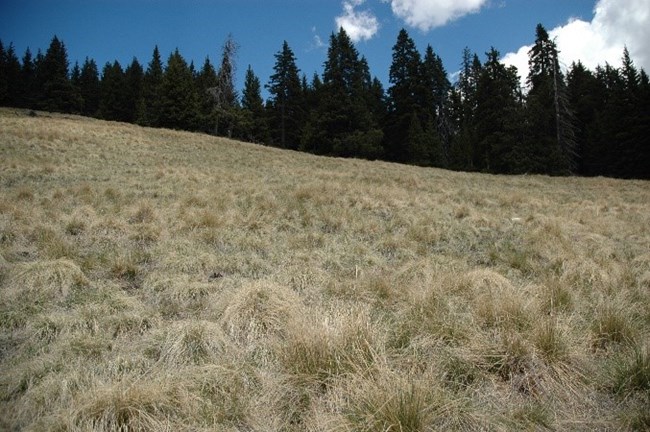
[1, 108, 649, 430]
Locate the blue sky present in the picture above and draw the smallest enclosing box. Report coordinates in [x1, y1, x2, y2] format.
[1, 0, 648, 98]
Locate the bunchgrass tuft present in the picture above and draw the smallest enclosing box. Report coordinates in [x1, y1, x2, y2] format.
[1, 109, 648, 430]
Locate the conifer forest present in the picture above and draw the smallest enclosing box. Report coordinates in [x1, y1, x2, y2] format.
[1, 25, 648, 179]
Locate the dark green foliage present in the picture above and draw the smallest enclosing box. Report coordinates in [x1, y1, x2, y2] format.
[474, 48, 524, 173]
[158, 49, 200, 131]
[385, 29, 427, 163]
[0, 42, 22, 107]
[567, 61, 602, 175]
[523, 24, 576, 175]
[301, 28, 383, 159]
[19, 48, 37, 108]
[99, 61, 127, 121]
[123, 58, 144, 123]
[195, 56, 218, 133]
[139, 46, 164, 127]
[266, 41, 303, 149]
[78, 58, 100, 117]
[36, 36, 79, 113]
[240, 65, 269, 143]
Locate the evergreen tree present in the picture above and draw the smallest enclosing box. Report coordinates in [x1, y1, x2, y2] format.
[69, 61, 83, 113]
[266, 41, 303, 148]
[525, 24, 576, 174]
[422, 45, 451, 166]
[99, 61, 127, 121]
[617, 48, 649, 178]
[159, 49, 199, 130]
[449, 48, 482, 171]
[37, 36, 77, 113]
[123, 58, 144, 123]
[0, 43, 22, 107]
[78, 57, 100, 117]
[303, 28, 382, 158]
[385, 29, 427, 163]
[19, 47, 37, 108]
[241, 65, 269, 143]
[211, 35, 241, 137]
[567, 61, 602, 175]
[474, 48, 523, 173]
[140, 46, 164, 126]
[195, 56, 218, 133]
[0, 41, 7, 104]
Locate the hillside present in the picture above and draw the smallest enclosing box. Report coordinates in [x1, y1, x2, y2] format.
[1, 108, 649, 431]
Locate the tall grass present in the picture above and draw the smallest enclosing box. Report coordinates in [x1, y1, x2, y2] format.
[1, 108, 649, 430]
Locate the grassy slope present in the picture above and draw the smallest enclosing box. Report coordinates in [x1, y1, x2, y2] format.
[1, 108, 648, 431]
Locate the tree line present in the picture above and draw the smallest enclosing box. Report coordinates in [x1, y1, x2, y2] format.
[1, 24, 648, 179]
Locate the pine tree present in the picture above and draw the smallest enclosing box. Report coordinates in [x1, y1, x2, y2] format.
[385, 29, 427, 163]
[140, 46, 164, 126]
[195, 56, 218, 133]
[449, 48, 482, 171]
[209, 35, 241, 137]
[266, 41, 303, 148]
[241, 65, 269, 143]
[159, 49, 200, 131]
[69, 61, 83, 113]
[19, 47, 37, 108]
[525, 24, 576, 174]
[422, 45, 451, 166]
[78, 57, 100, 117]
[99, 61, 127, 121]
[123, 58, 144, 123]
[617, 48, 649, 178]
[0, 43, 22, 107]
[37, 36, 78, 113]
[474, 48, 523, 173]
[303, 28, 383, 158]
[567, 61, 602, 175]
[0, 41, 7, 104]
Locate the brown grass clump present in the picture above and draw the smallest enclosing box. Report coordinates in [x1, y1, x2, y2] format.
[218, 280, 306, 361]
[4, 258, 88, 304]
[1, 109, 649, 430]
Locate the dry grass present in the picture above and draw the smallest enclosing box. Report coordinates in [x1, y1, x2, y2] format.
[1, 107, 649, 430]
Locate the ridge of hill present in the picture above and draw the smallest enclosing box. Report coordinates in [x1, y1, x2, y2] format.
[1, 108, 649, 430]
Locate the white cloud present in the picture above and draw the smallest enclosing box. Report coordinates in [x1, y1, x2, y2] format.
[502, 0, 650, 86]
[307, 27, 326, 52]
[335, 0, 380, 42]
[385, 0, 489, 31]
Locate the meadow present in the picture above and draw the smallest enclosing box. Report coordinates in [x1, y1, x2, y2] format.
[1, 108, 648, 431]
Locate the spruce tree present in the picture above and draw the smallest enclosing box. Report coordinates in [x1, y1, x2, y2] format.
[474, 48, 523, 173]
[1, 43, 22, 107]
[304, 28, 382, 158]
[210, 35, 241, 137]
[385, 29, 426, 163]
[241, 65, 269, 143]
[78, 58, 100, 117]
[123, 58, 144, 123]
[195, 56, 218, 133]
[19, 48, 37, 108]
[266, 41, 303, 148]
[99, 61, 127, 121]
[449, 48, 482, 171]
[140, 46, 164, 126]
[422, 45, 451, 166]
[159, 49, 199, 131]
[525, 24, 576, 174]
[37, 36, 77, 113]
[0, 41, 7, 104]
[567, 61, 602, 175]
